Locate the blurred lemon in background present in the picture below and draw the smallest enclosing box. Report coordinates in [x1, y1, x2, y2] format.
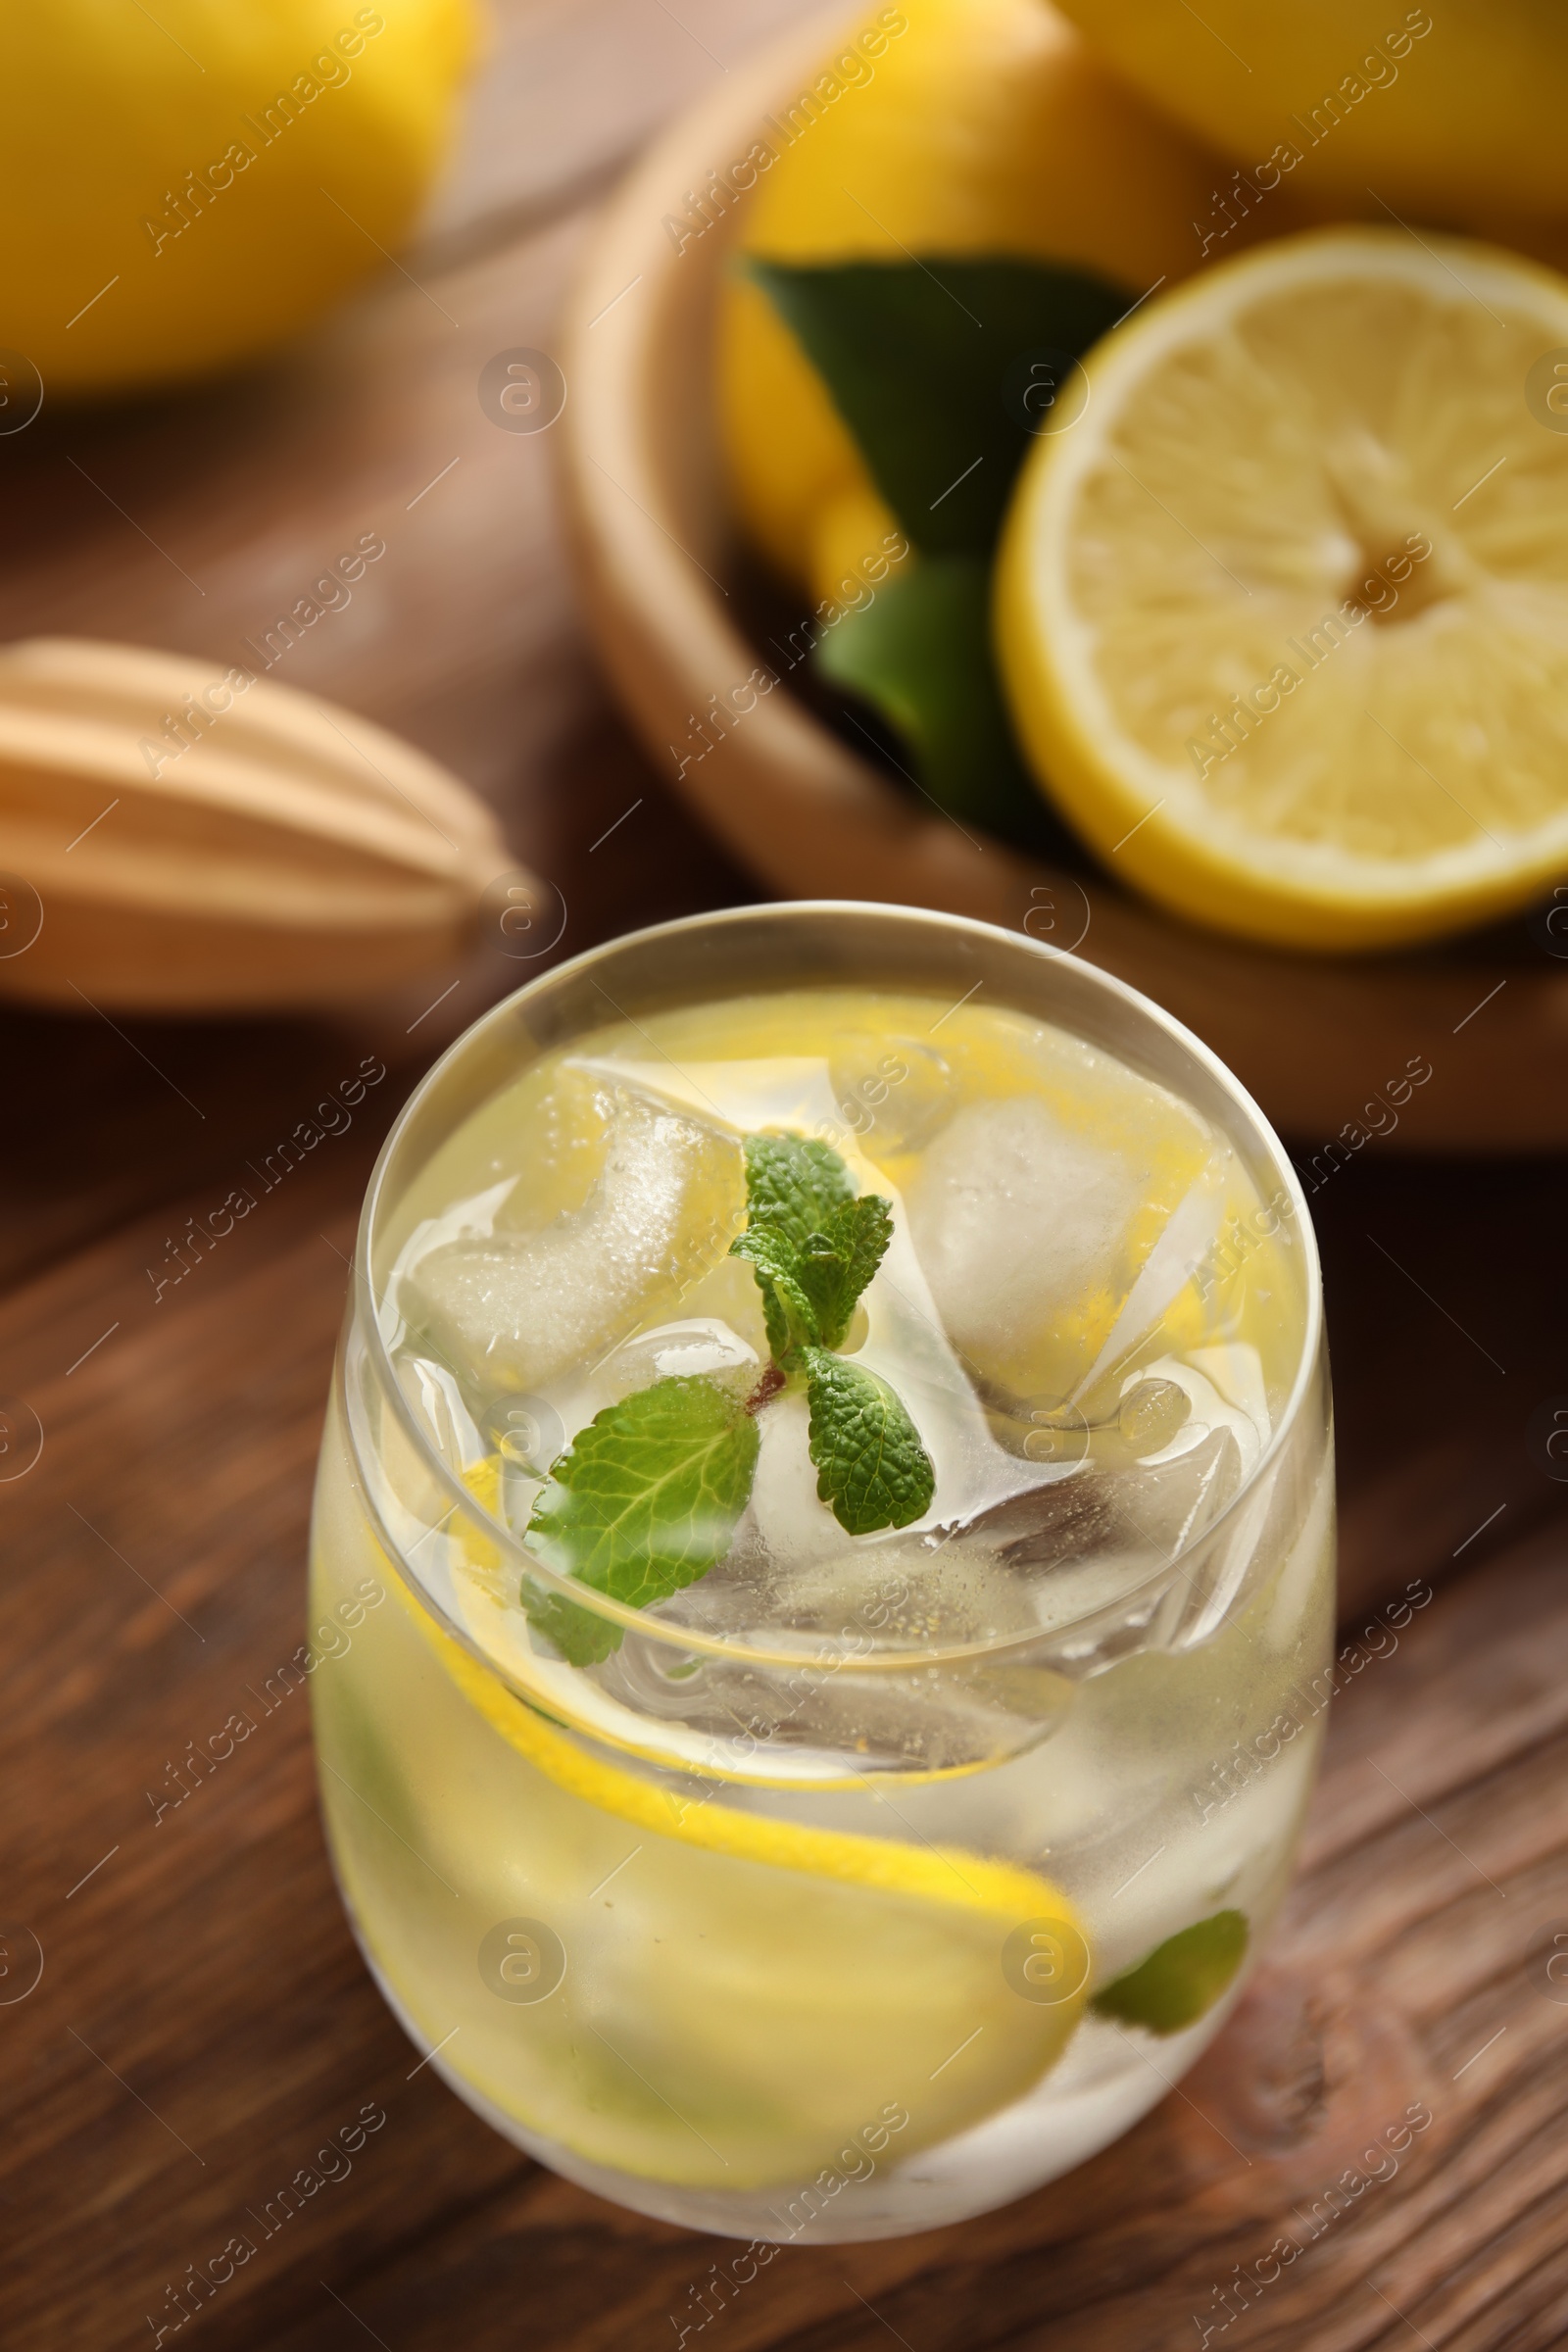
[1049, 0, 1568, 227]
[1, 0, 476, 400]
[717, 0, 1308, 609]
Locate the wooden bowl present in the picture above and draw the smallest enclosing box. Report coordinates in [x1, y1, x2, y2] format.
[560, 4, 1568, 1152]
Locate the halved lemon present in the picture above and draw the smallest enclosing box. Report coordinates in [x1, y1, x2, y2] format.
[997, 227, 1568, 952]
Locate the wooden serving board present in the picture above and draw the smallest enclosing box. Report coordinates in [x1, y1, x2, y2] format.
[560, 3, 1568, 1154]
[1, 5, 1566, 2350]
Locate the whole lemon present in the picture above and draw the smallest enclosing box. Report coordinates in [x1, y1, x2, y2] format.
[0, 0, 476, 401]
[1050, 0, 1568, 226]
[716, 0, 1311, 604]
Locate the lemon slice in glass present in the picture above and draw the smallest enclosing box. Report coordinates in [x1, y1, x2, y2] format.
[371, 1544, 1091, 2191]
[997, 226, 1568, 950]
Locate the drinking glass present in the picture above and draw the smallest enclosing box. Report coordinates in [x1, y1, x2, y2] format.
[310, 903, 1332, 2241]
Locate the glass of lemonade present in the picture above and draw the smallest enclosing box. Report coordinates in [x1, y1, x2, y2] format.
[311, 902, 1332, 2241]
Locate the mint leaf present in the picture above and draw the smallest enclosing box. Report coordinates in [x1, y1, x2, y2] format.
[802, 1347, 935, 1537]
[1091, 1910, 1249, 2036]
[521, 1581, 626, 1669]
[795, 1194, 893, 1351]
[747, 256, 1130, 557]
[732, 1137, 892, 1359]
[730, 1221, 818, 1359]
[742, 1132, 857, 1252]
[816, 556, 1070, 850]
[523, 1376, 760, 1662]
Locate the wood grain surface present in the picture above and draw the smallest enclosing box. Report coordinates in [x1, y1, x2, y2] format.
[1, 7, 1566, 2349]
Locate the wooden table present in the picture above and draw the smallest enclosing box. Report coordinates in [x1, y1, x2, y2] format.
[3, 6, 1567, 2346]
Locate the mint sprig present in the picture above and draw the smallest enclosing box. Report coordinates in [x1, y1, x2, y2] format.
[728, 1133, 932, 1537]
[520, 1130, 936, 1665]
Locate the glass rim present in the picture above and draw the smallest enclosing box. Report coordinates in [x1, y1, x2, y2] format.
[350, 900, 1325, 1674]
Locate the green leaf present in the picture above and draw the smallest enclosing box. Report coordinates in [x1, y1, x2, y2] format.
[731, 1136, 894, 1360]
[816, 555, 1069, 846]
[731, 1132, 859, 1359]
[802, 1347, 935, 1537]
[1091, 1910, 1250, 2036]
[523, 1376, 760, 1664]
[795, 1194, 893, 1350]
[741, 1132, 857, 1252]
[747, 256, 1131, 556]
[730, 1221, 818, 1359]
[521, 1580, 626, 1669]
[729, 1132, 935, 1539]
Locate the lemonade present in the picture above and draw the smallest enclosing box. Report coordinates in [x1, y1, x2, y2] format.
[310, 905, 1332, 2239]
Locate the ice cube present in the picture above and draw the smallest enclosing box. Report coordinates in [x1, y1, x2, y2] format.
[402, 1088, 744, 1396]
[685, 1392, 1063, 1652]
[905, 1097, 1153, 1391]
[828, 1035, 956, 1157]
[977, 1352, 1272, 1656]
[985, 1428, 1243, 1575]
[589, 1318, 760, 1408]
[1070, 1175, 1229, 1406]
[1117, 1377, 1191, 1455]
[951, 1425, 1245, 1662]
[747, 1390, 849, 1571]
[1134, 1352, 1267, 1475]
